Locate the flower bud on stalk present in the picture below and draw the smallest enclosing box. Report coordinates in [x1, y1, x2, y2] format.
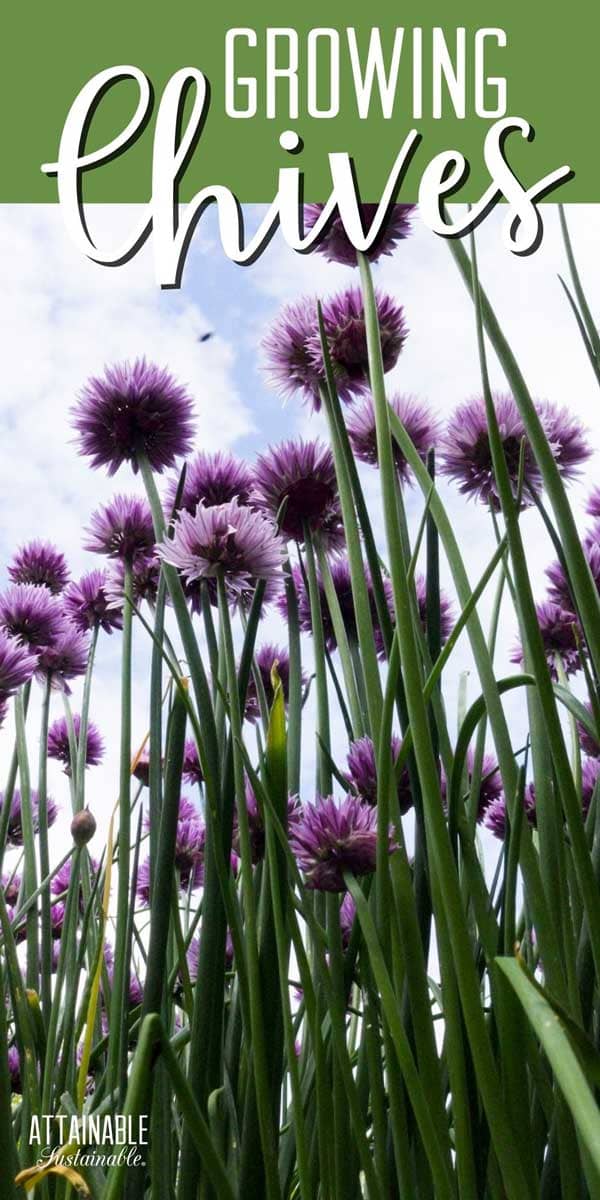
[70, 808, 96, 848]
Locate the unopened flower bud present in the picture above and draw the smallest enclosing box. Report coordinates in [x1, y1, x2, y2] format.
[71, 807, 96, 848]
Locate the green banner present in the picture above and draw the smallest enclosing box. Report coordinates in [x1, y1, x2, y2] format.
[3, 0, 598, 202]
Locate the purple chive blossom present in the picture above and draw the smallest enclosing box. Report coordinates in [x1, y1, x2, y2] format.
[141, 797, 207, 885]
[339, 893, 357, 948]
[63, 569, 123, 634]
[510, 601, 581, 680]
[0, 790, 58, 847]
[128, 974, 144, 1009]
[106, 553, 161, 608]
[290, 794, 398, 892]
[232, 782, 302, 864]
[47, 714, 104, 772]
[183, 740, 203, 785]
[7, 1047, 22, 1094]
[174, 816, 207, 885]
[346, 735, 413, 815]
[8, 541, 70, 595]
[0, 629, 38, 694]
[545, 559, 574, 613]
[84, 494, 155, 561]
[440, 393, 590, 509]
[244, 643, 303, 723]
[484, 787, 537, 840]
[586, 488, 600, 518]
[547, 539, 600, 614]
[182, 571, 281, 618]
[72, 358, 195, 475]
[537, 401, 591, 482]
[442, 749, 503, 821]
[578, 702, 600, 759]
[281, 559, 452, 660]
[262, 297, 324, 412]
[186, 930, 234, 982]
[36, 621, 90, 690]
[137, 803, 205, 904]
[164, 450, 255, 517]
[252, 438, 344, 550]
[158, 499, 284, 606]
[132, 747, 151, 786]
[2, 872, 21, 905]
[412, 574, 454, 648]
[346, 393, 441, 485]
[135, 859, 153, 906]
[280, 558, 385, 654]
[50, 902, 66, 937]
[51, 856, 99, 900]
[582, 757, 600, 818]
[0, 584, 65, 652]
[303, 203, 416, 267]
[311, 288, 407, 402]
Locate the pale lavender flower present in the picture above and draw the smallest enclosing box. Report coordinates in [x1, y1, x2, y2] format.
[303, 203, 416, 266]
[0, 584, 64, 652]
[72, 358, 195, 475]
[262, 297, 324, 412]
[252, 438, 344, 551]
[0, 629, 38, 694]
[290, 794, 397, 891]
[63, 569, 123, 633]
[48, 714, 104, 771]
[346, 393, 441, 485]
[84, 494, 155, 561]
[311, 287, 407, 402]
[346, 735, 413, 815]
[8, 541, 69, 594]
[158, 499, 284, 606]
[510, 601, 581, 679]
[165, 450, 254, 517]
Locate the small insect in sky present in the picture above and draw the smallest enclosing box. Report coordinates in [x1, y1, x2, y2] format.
[197, 332, 214, 343]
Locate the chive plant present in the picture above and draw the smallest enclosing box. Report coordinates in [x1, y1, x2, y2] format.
[2, 206, 600, 1199]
